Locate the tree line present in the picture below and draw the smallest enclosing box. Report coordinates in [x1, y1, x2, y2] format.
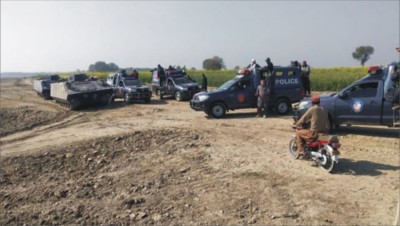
[87, 46, 375, 72]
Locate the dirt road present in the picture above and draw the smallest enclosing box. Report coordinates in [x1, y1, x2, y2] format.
[1, 78, 399, 225]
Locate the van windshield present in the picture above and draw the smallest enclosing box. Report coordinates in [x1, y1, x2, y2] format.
[218, 79, 239, 90]
[125, 79, 141, 86]
[173, 76, 192, 84]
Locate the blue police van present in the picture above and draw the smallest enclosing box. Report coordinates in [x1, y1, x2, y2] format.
[190, 67, 305, 118]
[294, 63, 400, 129]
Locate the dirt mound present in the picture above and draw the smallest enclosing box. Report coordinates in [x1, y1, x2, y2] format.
[0, 128, 216, 225]
[0, 107, 59, 137]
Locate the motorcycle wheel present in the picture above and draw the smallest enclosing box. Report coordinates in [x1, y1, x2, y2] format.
[288, 138, 300, 159]
[315, 148, 336, 173]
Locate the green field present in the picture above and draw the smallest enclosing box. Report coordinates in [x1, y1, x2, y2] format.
[58, 67, 369, 92]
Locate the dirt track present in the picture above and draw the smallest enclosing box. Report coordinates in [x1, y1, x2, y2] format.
[1, 78, 399, 225]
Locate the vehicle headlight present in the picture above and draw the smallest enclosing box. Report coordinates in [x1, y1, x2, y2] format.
[175, 86, 185, 90]
[197, 95, 209, 102]
[298, 100, 311, 109]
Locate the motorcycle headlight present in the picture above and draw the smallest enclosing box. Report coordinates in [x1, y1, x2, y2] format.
[298, 100, 311, 110]
[197, 95, 209, 102]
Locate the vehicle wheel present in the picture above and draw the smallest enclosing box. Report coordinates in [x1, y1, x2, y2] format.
[274, 98, 291, 115]
[175, 91, 182, 101]
[124, 93, 131, 104]
[316, 147, 336, 173]
[288, 138, 300, 159]
[210, 102, 226, 118]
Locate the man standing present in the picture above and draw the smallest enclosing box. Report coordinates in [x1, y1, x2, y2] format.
[390, 65, 400, 110]
[265, 57, 274, 76]
[255, 79, 269, 118]
[247, 59, 261, 70]
[201, 73, 208, 92]
[295, 95, 330, 157]
[157, 64, 165, 87]
[301, 61, 311, 95]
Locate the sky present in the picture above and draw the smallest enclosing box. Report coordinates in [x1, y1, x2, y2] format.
[1, 0, 399, 73]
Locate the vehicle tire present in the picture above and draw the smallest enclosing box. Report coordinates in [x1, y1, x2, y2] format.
[210, 102, 226, 118]
[316, 147, 336, 173]
[175, 91, 182, 101]
[288, 138, 300, 159]
[124, 93, 131, 104]
[274, 98, 291, 115]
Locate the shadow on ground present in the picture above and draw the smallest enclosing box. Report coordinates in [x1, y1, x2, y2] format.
[336, 125, 400, 138]
[334, 158, 400, 176]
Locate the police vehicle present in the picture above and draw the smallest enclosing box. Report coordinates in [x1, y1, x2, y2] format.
[107, 73, 152, 104]
[151, 69, 201, 101]
[294, 62, 400, 129]
[190, 66, 305, 118]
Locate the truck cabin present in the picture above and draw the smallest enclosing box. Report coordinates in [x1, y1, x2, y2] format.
[119, 77, 141, 87]
[107, 73, 139, 87]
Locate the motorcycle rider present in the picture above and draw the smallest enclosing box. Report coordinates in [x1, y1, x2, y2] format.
[294, 95, 330, 157]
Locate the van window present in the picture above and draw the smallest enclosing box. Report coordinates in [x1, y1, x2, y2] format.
[275, 71, 284, 77]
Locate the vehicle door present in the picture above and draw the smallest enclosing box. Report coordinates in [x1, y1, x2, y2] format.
[165, 78, 174, 95]
[335, 81, 381, 124]
[225, 78, 255, 109]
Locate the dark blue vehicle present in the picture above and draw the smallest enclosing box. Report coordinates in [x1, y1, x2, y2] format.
[190, 67, 305, 118]
[151, 69, 201, 101]
[294, 62, 400, 128]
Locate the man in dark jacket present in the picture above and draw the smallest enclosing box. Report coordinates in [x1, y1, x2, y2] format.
[201, 73, 208, 92]
[157, 64, 165, 87]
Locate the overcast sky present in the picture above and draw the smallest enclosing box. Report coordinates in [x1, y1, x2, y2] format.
[1, 0, 399, 72]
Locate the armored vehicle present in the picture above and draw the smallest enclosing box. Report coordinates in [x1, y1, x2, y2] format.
[33, 74, 61, 99]
[107, 73, 152, 104]
[50, 74, 113, 110]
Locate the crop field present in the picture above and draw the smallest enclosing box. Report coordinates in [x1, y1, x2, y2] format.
[58, 67, 369, 92]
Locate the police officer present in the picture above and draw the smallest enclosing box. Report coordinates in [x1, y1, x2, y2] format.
[201, 73, 208, 92]
[294, 95, 330, 157]
[157, 64, 165, 87]
[265, 57, 274, 76]
[390, 65, 400, 110]
[301, 61, 311, 95]
[255, 79, 269, 118]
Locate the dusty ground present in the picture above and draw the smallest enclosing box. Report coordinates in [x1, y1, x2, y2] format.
[1, 78, 399, 225]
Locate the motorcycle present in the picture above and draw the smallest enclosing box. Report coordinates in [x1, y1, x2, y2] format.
[289, 126, 341, 173]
